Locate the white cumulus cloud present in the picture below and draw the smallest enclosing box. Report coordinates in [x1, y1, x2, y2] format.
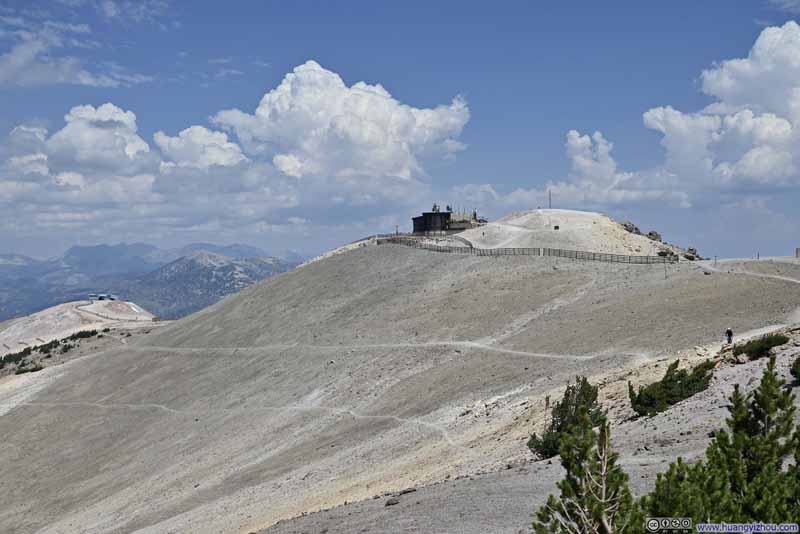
[154, 126, 247, 170]
[450, 20, 800, 256]
[565, 130, 620, 186]
[701, 20, 800, 121]
[452, 128, 689, 215]
[0, 60, 466, 250]
[212, 60, 469, 181]
[598, 21, 800, 197]
[46, 103, 153, 171]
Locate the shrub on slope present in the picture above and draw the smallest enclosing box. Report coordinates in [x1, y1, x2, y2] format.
[68, 330, 98, 340]
[15, 364, 43, 375]
[0, 330, 97, 371]
[628, 360, 714, 417]
[732, 333, 789, 361]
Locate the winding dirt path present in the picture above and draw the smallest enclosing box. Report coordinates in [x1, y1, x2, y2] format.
[699, 260, 800, 285]
[120, 341, 633, 361]
[0, 399, 467, 450]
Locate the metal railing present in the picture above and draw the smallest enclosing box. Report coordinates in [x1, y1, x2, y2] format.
[376, 236, 677, 264]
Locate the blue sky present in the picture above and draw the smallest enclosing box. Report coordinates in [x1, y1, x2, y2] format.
[2, 1, 800, 259]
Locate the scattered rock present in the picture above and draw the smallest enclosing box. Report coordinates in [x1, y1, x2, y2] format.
[685, 247, 703, 260]
[621, 221, 642, 235]
[385, 498, 400, 507]
[646, 230, 662, 242]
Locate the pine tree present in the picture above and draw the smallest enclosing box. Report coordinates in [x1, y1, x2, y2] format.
[641, 356, 799, 521]
[534, 410, 641, 533]
[646, 457, 716, 520]
[529, 376, 604, 458]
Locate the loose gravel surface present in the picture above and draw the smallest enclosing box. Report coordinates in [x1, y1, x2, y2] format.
[458, 209, 675, 256]
[264, 337, 800, 534]
[0, 246, 798, 534]
[0, 299, 157, 358]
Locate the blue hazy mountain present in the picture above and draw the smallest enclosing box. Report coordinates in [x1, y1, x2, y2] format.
[0, 243, 303, 321]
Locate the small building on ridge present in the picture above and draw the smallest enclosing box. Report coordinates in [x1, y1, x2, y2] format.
[412, 211, 452, 234]
[411, 204, 485, 235]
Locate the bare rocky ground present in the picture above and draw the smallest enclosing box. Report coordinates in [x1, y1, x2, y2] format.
[457, 209, 679, 256]
[263, 336, 800, 534]
[0, 299, 158, 359]
[0, 325, 162, 415]
[0, 244, 799, 534]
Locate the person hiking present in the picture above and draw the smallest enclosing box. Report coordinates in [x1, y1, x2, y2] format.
[725, 327, 733, 344]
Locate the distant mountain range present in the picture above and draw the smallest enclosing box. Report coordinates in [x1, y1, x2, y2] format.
[0, 243, 302, 321]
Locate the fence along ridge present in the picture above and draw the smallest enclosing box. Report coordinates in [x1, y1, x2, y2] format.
[376, 236, 677, 264]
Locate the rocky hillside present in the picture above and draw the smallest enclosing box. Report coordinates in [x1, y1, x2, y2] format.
[0, 243, 301, 320]
[459, 209, 679, 256]
[0, 299, 156, 360]
[458, 209, 687, 257]
[1, 236, 799, 534]
[114, 252, 294, 319]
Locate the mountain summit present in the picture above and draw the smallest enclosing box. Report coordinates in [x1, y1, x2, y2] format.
[1, 217, 797, 533]
[118, 252, 292, 318]
[458, 209, 678, 256]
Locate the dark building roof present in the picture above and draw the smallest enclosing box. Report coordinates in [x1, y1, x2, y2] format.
[412, 212, 451, 234]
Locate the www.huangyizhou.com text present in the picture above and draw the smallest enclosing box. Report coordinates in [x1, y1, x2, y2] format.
[696, 523, 799, 533]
